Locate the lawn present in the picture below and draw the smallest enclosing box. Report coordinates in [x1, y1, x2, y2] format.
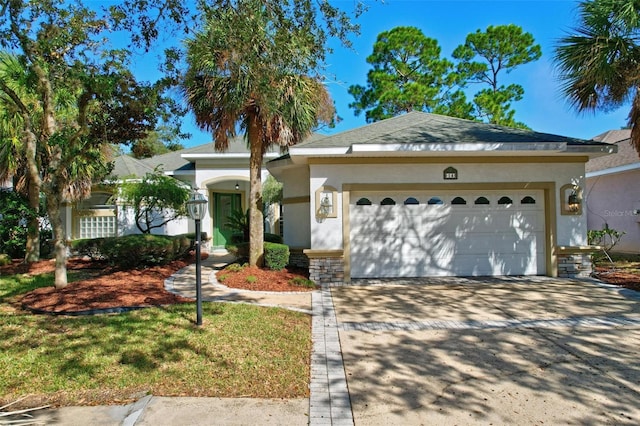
[0, 268, 312, 408]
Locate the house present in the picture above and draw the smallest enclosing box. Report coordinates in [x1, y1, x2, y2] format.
[61, 137, 282, 249]
[586, 129, 640, 253]
[267, 111, 616, 284]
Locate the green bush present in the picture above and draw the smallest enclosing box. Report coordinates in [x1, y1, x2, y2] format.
[229, 232, 282, 244]
[100, 235, 181, 268]
[229, 232, 245, 244]
[0, 254, 10, 266]
[171, 235, 192, 258]
[0, 190, 36, 259]
[264, 233, 283, 244]
[226, 242, 249, 259]
[289, 277, 317, 289]
[264, 242, 289, 271]
[72, 238, 107, 260]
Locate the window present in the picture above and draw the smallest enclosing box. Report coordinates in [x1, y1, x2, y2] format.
[404, 197, 419, 205]
[356, 198, 372, 206]
[474, 196, 490, 205]
[76, 191, 117, 239]
[79, 216, 116, 239]
[451, 196, 467, 205]
[381, 197, 396, 206]
[498, 196, 513, 205]
[521, 196, 536, 204]
[427, 197, 444, 205]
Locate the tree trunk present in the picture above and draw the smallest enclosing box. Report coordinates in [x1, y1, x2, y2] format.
[47, 190, 68, 289]
[22, 113, 42, 262]
[248, 113, 264, 267]
[24, 177, 41, 263]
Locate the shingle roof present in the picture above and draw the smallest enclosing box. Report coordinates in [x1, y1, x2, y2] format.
[295, 111, 604, 148]
[586, 129, 639, 173]
[111, 155, 155, 178]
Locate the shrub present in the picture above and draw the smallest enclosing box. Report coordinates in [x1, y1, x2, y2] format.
[264, 242, 289, 271]
[72, 238, 107, 260]
[246, 275, 257, 283]
[171, 235, 192, 258]
[264, 233, 283, 244]
[225, 263, 246, 273]
[289, 277, 317, 289]
[0, 253, 10, 266]
[230, 232, 281, 244]
[101, 235, 179, 268]
[0, 189, 36, 259]
[226, 242, 249, 260]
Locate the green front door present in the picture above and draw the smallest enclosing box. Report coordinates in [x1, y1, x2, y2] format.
[213, 192, 242, 247]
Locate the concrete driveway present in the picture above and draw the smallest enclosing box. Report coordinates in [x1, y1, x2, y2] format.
[331, 277, 640, 425]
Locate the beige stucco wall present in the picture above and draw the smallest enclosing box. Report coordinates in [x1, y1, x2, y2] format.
[586, 169, 640, 253]
[279, 167, 310, 248]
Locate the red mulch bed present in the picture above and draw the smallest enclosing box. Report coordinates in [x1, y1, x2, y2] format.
[216, 265, 317, 292]
[593, 266, 640, 292]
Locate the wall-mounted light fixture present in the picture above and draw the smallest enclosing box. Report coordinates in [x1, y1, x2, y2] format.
[560, 184, 582, 215]
[235, 182, 240, 190]
[315, 186, 338, 222]
[319, 194, 333, 216]
[568, 190, 580, 213]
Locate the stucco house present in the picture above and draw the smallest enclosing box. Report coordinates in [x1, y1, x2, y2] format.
[267, 111, 616, 284]
[61, 138, 282, 249]
[586, 129, 640, 253]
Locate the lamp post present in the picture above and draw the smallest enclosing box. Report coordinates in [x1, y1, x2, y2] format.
[186, 188, 208, 326]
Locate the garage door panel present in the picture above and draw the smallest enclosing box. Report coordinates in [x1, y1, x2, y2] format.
[350, 190, 546, 278]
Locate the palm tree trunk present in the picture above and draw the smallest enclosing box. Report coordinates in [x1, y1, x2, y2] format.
[248, 113, 264, 267]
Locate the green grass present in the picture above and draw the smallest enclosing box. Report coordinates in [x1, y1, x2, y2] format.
[593, 252, 640, 269]
[0, 272, 312, 408]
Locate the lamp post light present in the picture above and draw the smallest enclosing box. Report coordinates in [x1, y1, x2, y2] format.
[186, 188, 208, 326]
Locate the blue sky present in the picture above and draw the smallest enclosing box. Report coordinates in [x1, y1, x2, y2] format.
[166, 0, 630, 147]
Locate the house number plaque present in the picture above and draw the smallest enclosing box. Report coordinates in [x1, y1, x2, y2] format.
[443, 167, 458, 180]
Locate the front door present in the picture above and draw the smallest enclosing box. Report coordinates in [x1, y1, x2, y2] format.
[213, 192, 242, 247]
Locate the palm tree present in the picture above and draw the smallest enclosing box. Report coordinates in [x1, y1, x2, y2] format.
[183, 0, 334, 267]
[555, 0, 640, 155]
[0, 51, 43, 262]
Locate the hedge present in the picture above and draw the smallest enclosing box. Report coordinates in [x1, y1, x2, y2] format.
[72, 234, 191, 268]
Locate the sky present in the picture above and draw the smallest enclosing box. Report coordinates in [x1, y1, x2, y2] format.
[163, 0, 631, 147]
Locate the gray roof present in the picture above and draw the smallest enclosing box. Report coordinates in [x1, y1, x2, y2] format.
[111, 155, 155, 178]
[111, 133, 317, 178]
[586, 129, 639, 173]
[295, 111, 605, 148]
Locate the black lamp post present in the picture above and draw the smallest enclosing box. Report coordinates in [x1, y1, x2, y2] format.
[186, 188, 208, 326]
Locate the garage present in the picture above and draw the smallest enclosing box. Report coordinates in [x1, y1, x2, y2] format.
[349, 190, 546, 278]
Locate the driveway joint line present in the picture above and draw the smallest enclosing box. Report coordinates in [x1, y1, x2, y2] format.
[339, 315, 640, 332]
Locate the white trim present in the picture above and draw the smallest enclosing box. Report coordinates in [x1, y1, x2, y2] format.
[181, 152, 280, 160]
[165, 170, 196, 177]
[349, 142, 568, 153]
[289, 147, 350, 156]
[586, 162, 640, 178]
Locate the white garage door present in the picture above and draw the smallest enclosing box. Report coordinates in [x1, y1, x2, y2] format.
[350, 190, 546, 278]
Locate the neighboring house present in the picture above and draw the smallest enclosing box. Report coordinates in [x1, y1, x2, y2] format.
[61, 138, 282, 249]
[267, 111, 616, 284]
[586, 129, 640, 253]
